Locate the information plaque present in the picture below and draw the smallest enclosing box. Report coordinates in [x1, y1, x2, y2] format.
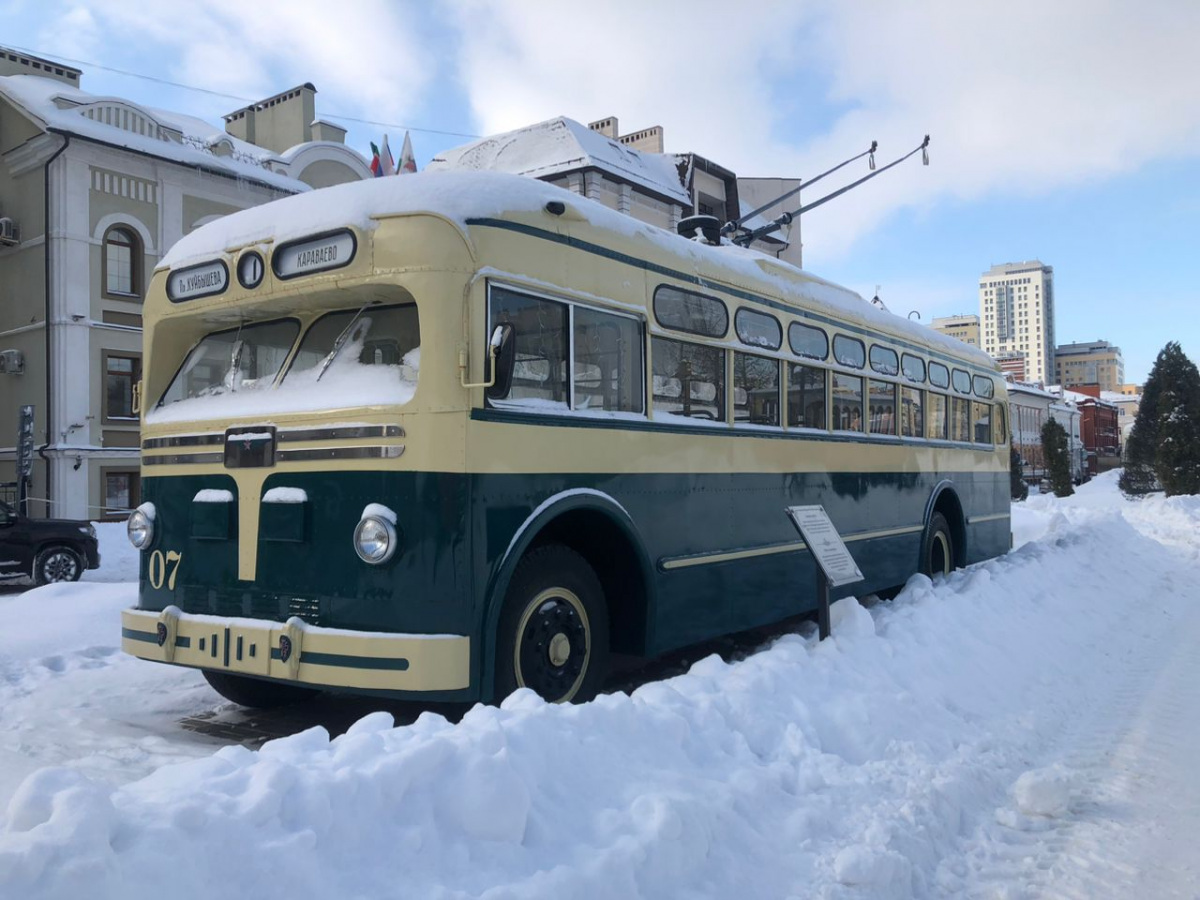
[785, 505, 864, 640]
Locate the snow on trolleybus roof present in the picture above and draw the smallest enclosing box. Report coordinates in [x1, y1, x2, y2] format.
[159, 170, 996, 370]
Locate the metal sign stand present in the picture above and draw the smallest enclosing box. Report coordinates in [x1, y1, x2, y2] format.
[785, 505, 864, 640]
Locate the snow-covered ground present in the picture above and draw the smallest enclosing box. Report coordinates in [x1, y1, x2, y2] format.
[2, 472, 1198, 899]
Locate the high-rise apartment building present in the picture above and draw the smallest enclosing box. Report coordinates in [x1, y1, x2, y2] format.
[1054, 340, 1125, 393]
[979, 260, 1055, 385]
[930, 314, 980, 347]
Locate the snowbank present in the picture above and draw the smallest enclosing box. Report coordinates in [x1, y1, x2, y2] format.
[1, 473, 1198, 898]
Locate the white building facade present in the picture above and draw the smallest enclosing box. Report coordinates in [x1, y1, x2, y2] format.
[0, 49, 370, 519]
[980, 261, 1055, 386]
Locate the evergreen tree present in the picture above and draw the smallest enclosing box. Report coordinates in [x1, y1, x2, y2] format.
[1010, 446, 1028, 501]
[1120, 342, 1200, 497]
[1120, 344, 1165, 496]
[1041, 417, 1074, 497]
[1151, 343, 1200, 496]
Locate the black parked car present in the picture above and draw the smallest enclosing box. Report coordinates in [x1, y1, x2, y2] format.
[0, 500, 100, 584]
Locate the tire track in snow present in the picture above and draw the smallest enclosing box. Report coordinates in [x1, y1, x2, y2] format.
[938, 538, 1200, 899]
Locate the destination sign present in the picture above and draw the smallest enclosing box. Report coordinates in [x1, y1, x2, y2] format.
[272, 230, 356, 280]
[167, 260, 228, 302]
[785, 505, 864, 587]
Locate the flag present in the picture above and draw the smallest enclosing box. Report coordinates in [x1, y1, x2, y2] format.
[380, 134, 396, 176]
[398, 130, 417, 174]
[369, 141, 383, 178]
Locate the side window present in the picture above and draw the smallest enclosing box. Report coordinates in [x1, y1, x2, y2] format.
[652, 337, 726, 421]
[952, 368, 972, 394]
[833, 335, 865, 369]
[929, 362, 950, 389]
[735, 308, 782, 350]
[789, 322, 828, 360]
[972, 401, 993, 444]
[869, 345, 899, 376]
[733, 352, 780, 426]
[951, 396, 971, 441]
[901, 387, 924, 437]
[869, 380, 896, 435]
[927, 393, 948, 440]
[787, 363, 826, 429]
[573, 306, 644, 413]
[653, 286, 728, 337]
[489, 288, 569, 409]
[995, 402, 1009, 444]
[973, 375, 995, 399]
[901, 353, 926, 383]
[832, 373, 864, 432]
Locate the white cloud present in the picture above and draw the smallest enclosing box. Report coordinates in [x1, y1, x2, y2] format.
[444, 0, 1200, 263]
[68, 0, 436, 141]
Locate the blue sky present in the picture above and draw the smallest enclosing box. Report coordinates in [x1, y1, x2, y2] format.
[4, 0, 1197, 383]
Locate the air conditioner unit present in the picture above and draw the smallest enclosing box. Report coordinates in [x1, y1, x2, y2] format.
[0, 217, 20, 246]
[0, 349, 24, 375]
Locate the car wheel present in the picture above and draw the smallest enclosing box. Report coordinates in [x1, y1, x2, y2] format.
[495, 544, 609, 704]
[920, 512, 955, 577]
[33, 546, 83, 585]
[202, 670, 318, 709]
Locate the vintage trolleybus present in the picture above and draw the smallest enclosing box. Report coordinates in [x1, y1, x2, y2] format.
[121, 171, 1010, 707]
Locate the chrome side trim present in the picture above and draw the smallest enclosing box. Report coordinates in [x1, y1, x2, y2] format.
[278, 425, 405, 442]
[843, 524, 925, 542]
[144, 452, 225, 466]
[275, 445, 405, 462]
[142, 434, 224, 450]
[660, 540, 808, 571]
[967, 512, 1011, 525]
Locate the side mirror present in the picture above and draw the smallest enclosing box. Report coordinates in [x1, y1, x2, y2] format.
[485, 323, 515, 401]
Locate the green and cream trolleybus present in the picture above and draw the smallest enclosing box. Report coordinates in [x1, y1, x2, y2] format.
[121, 171, 1010, 707]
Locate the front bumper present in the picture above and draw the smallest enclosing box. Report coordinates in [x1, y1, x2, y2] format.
[121, 607, 470, 693]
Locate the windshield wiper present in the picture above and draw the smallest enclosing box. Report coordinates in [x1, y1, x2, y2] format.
[315, 302, 374, 382]
[224, 322, 245, 392]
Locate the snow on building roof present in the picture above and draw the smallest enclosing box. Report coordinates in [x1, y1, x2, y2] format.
[0, 74, 309, 193]
[159, 169, 996, 367]
[426, 116, 692, 207]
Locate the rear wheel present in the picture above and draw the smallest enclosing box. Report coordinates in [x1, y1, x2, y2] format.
[202, 670, 318, 709]
[495, 544, 609, 704]
[921, 512, 955, 577]
[33, 546, 83, 585]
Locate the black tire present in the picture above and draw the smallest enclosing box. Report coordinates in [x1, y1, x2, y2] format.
[920, 512, 955, 577]
[495, 544, 609, 704]
[33, 545, 83, 585]
[202, 670, 318, 709]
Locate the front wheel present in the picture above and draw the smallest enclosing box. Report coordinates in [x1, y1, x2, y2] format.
[495, 544, 609, 704]
[33, 546, 83, 585]
[202, 670, 318, 709]
[920, 512, 955, 577]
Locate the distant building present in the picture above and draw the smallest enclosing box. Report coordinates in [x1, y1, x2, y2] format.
[930, 314, 980, 347]
[1054, 340, 1125, 394]
[1102, 390, 1140, 445]
[427, 115, 793, 261]
[1052, 385, 1121, 474]
[979, 260, 1055, 386]
[1118, 383, 1141, 396]
[0, 47, 370, 519]
[995, 352, 1027, 381]
[1007, 381, 1083, 483]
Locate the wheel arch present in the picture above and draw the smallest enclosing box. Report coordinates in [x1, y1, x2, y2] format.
[478, 489, 655, 701]
[923, 480, 967, 569]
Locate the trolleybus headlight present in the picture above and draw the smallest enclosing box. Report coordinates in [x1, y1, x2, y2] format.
[354, 515, 397, 564]
[127, 509, 154, 549]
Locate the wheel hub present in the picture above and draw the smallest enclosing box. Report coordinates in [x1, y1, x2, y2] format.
[548, 632, 571, 667]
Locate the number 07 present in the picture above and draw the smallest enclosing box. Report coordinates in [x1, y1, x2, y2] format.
[148, 550, 183, 590]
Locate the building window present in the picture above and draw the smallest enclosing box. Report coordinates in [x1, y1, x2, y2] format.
[103, 352, 141, 422]
[104, 225, 142, 299]
[103, 470, 140, 520]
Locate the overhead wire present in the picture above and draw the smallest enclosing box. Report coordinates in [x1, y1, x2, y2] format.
[4, 42, 481, 140]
